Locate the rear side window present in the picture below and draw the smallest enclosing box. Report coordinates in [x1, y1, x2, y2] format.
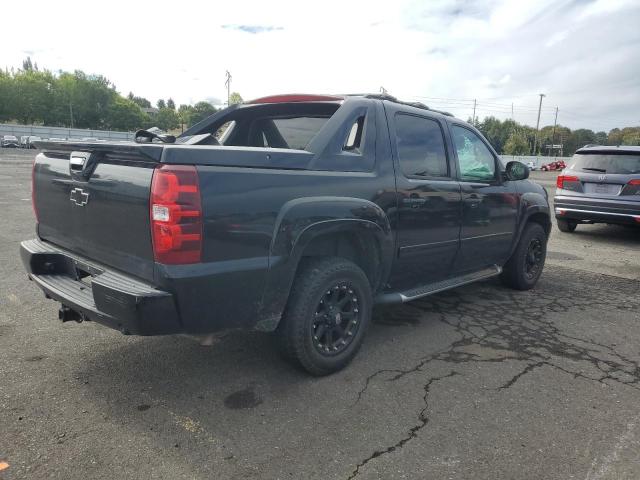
[569, 154, 640, 174]
[395, 114, 449, 177]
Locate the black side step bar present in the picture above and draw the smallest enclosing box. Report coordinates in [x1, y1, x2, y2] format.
[375, 265, 502, 305]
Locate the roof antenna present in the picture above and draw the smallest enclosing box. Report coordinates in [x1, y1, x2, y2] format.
[380, 86, 388, 94]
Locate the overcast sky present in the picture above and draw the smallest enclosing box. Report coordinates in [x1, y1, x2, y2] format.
[2, 0, 638, 132]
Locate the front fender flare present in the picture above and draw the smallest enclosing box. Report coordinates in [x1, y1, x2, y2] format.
[509, 191, 551, 257]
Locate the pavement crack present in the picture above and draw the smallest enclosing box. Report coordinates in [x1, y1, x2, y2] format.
[498, 360, 548, 389]
[346, 371, 458, 480]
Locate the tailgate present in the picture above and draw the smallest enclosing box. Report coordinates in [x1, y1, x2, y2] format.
[33, 141, 164, 282]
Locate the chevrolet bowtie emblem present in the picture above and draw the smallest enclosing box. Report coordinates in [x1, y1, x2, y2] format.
[70, 187, 89, 206]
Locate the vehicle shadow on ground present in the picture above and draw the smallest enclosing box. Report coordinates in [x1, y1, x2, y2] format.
[77, 289, 449, 418]
[553, 223, 640, 246]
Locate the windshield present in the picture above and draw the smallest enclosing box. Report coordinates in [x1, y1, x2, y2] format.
[569, 153, 640, 174]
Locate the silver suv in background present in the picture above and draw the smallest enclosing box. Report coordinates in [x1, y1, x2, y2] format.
[554, 146, 640, 231]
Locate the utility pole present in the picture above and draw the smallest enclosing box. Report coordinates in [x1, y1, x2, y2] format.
[225, 70, 232, 105]
[511, 102, 514, 121]
[472, 99, 477, 125]
[533, 93, 545, 155]
[69, 102, 74, 129]
[550, 106, 558, 158]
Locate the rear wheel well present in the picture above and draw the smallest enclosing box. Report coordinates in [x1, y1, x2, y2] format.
[527, 212, 551, 237]
[299, 231, 382, 291]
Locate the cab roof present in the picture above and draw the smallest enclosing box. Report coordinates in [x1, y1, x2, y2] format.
[246, 93, 455, 118]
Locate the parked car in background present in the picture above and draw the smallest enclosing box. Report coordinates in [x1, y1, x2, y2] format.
[541, 160, 566, 171]
[27, 136, 42, 148]
[554, 146, 640, 232]
[22, 93, 550, 375]
[1, 135, 20, 148]
[20, 135, 42, 148]
[527, 161, 538, 171]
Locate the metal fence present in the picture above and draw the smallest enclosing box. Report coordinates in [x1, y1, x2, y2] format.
[0, 123, 134, 142]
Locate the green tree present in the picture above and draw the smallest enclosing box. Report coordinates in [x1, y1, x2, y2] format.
[595, 131, 607, 145]
[0, 70, 12, 121]
[22, 57, 34, 71]
[621, 127, 640, 145]
[229, 92, 243, 105]
[188, 101, 217, 126]
[127, 92, 151, 108]
[608, 128, 623, 145]
[177, 104, 193, 131]
[476, 116, 515, 154]
[572, 129, 596, 151]
[167, 98, 176, 110]
[503, 131, 530, 155]
[105, 97, 149, 131]
[11, 69, 55, 124]
[155, 107, 179, 131]
[157, 99, 166, 109]
[50, 71, 117, 128]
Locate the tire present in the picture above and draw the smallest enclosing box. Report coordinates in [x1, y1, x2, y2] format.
[500, 223, 547, 291]
[556, 218, 577, 232]
[276, 257, 373, 376]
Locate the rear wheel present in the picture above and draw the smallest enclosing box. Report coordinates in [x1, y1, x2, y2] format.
[501, 223, 547, 290]
[557, 218, 577, 232]
[276, 257, 372, 376]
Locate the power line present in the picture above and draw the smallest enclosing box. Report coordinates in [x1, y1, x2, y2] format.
[407, 94, 635, 130]
[224, 70, 232, 105]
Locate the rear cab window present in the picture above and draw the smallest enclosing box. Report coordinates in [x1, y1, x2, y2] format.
[177, 98, 376, 172]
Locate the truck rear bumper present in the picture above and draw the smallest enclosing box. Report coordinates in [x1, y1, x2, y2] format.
[20, 238, 182, 335]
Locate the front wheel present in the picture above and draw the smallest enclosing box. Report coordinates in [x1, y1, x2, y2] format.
[276, 257, 372, 376]
[500, 223, 547, 290]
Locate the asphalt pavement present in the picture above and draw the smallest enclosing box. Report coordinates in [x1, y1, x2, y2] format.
[1, 150, 639, 480]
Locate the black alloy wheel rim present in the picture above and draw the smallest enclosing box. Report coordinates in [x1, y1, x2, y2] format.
[312, 283, 361, 356]
[525, 238, 543, 279]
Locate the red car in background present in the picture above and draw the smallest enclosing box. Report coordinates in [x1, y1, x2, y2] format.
[540, 160, 566, 171]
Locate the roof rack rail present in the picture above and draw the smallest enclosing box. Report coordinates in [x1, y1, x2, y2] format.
[361, 93, 454, 117]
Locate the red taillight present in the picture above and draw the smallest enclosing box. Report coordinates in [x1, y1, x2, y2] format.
[628, 179, 640, 186]
[557, 175, 579, 189]
[31, 157, 39, 222]
[150, 165, 202, 264]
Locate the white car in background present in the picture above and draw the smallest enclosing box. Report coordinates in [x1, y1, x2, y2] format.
[527, 161, 538, 171]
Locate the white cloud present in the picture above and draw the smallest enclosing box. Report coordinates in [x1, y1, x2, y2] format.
[1, 0, 639, 130]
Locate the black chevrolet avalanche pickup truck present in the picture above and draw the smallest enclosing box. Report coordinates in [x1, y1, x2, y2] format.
[21, 93, 551, 375]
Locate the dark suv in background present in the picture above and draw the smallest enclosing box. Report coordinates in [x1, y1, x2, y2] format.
[555, 146, 640, 232]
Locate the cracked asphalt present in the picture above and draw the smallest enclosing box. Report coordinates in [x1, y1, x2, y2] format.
[1, 150, 639, 480]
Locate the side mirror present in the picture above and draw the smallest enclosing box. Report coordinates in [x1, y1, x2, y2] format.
[504, 161, 529, 181]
